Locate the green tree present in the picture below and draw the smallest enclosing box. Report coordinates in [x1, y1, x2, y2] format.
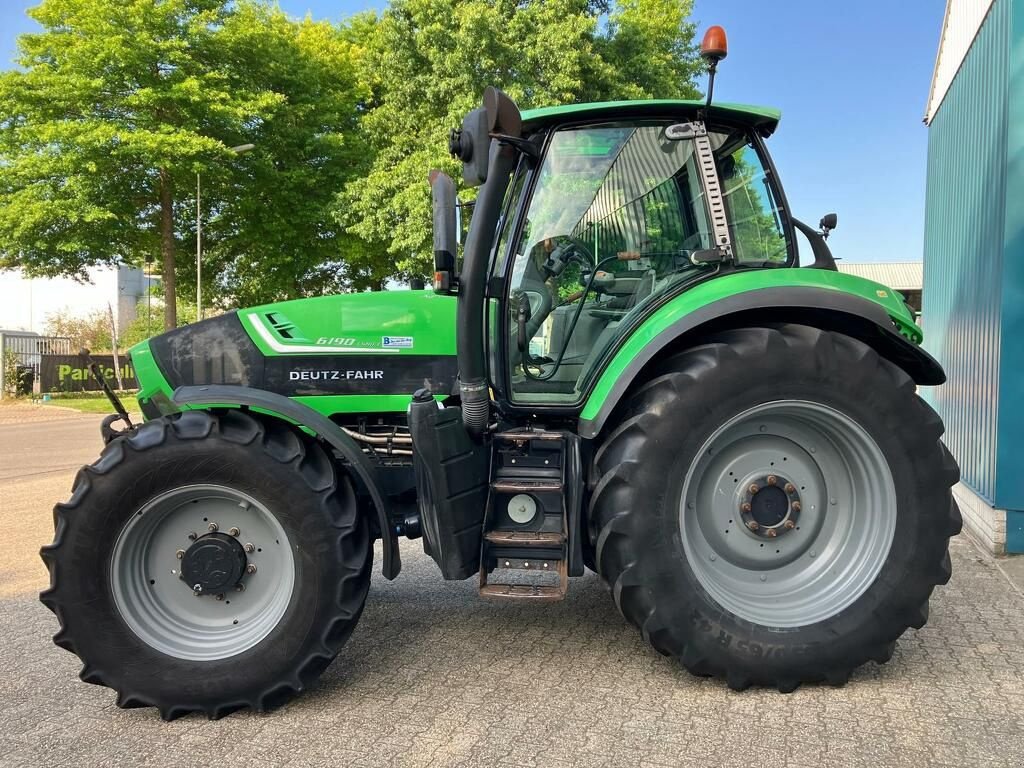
[44, 307, 114, 352]
[120, 297, 198, 348]
[188, 4, 370, 307]
[0, 1, 366, 327]
[338, 0, 701, 281]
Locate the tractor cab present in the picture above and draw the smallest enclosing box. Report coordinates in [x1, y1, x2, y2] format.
[430, 90, 826, 421]
[493, 104, 793, 406]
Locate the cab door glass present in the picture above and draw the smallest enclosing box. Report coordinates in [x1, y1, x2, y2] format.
[505, 121, 717, 404]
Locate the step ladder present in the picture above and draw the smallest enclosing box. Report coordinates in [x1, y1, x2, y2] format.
[478, 430, 570, 601]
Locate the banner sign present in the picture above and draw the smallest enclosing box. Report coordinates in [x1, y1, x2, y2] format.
[39, 355, 138, 393]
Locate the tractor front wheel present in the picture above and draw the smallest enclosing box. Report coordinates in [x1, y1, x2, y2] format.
[589, 324, 961, 690]
[40, 410, 371, 719]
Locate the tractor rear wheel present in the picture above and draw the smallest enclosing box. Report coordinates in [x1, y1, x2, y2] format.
[40, 410, 371, 719]
[589, 324, 961, 690]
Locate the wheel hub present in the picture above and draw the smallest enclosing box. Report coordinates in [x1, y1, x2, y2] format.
[180, 532, 247, 594]
[740, 473, 801, 538]
[680, 400, 897, 627]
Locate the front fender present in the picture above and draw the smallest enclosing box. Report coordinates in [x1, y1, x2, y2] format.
[578, 270, 943, 439]
[171, 385, 400, 580]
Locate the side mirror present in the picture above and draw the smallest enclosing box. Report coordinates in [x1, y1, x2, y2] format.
[449, 108, 490, 187]
[430, 170, 458, 293]
[449, 87, 522, 187]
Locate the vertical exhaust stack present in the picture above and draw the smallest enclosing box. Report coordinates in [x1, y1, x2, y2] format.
[429, 170, 458, 293]
[449, 87, 523, 437]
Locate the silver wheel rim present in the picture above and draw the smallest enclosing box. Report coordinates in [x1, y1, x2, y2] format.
[679, 400, 896, 627]
[111, 484, 295, 661]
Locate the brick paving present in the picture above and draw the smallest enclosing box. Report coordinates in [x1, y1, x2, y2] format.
[2, 413, 1023, 767]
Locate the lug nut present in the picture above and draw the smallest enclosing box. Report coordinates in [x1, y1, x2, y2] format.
[792, 501, 802, 512]
[244, 543, 255, 553]
[783, 520, 796, 530]
[766, 528, 778, 538]
[524, 562, 531, 568]
[175, 549, 185, 559]
[246, 564, 257, 575]
[785, 483, 796, 494]
[542, 563, 549, 569]
[207, 522, 219, 532]
[741, 502, 752, 513]
[749, 484, 760, 494]
[767, 475, 777, 486]
[187, 531, 197, 541]
[193, 584, 203, 595]
[235, 583, 245, 592]
[229, 527, 240, 537]
[747, 520, 760, 531]
[215, 593, 224, 601]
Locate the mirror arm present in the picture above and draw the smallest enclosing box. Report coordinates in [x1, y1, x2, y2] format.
[792, 217, 838, 271]
[492, 133, 540, 163]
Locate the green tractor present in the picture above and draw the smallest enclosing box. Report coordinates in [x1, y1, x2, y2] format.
[42, 29, 960, 719]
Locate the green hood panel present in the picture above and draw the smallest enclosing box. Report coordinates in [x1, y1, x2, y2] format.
[129, 290, 457, 419]
[239, 290, 456, 356]
[579, 268, 924, 425]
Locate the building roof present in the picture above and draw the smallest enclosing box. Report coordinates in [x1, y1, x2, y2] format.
[521, 100, 782, 136]
[837, 262, 923, 291]
[925, 0, 997, 124]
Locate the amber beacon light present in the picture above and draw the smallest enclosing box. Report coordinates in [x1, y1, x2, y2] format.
[700, 25, 728, 111]
[700, 25, 728, 62]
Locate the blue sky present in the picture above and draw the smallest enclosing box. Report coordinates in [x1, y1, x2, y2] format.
[0, 0, 944, 264]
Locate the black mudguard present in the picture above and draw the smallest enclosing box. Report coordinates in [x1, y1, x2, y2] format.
[408, 398, 489, 580]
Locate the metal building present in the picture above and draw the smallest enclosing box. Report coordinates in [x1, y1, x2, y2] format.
[923, 0, 1023, 553]
[837, 262, 923, 316]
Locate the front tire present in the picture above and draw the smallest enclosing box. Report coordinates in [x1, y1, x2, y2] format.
[40, 410, 371, 719]
[589, 324, 961, 690]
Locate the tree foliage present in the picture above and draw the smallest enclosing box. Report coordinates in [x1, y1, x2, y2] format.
[338, 0, 701, 280]
[0, 0, 366, 327]
[44, 307, 115, 352]
[193, 4, 369, 307]
[0, 0, 702, 310]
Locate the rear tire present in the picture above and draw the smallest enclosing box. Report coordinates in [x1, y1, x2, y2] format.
[589, 324, 961, 690]
[40, 410, 371, 719]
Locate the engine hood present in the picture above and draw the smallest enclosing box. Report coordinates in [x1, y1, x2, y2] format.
[129, 290, 457, 417]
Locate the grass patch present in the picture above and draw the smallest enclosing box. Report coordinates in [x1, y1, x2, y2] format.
[42, 396, 140, 414]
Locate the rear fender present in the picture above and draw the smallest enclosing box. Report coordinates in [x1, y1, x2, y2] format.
[578, 281, 944, 440]
[171, 385, 400, 580]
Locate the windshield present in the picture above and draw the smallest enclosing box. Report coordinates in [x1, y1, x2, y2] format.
[503, 121, 789, 404]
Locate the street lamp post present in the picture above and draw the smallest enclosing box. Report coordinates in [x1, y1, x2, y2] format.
[197, 143, 255, 321]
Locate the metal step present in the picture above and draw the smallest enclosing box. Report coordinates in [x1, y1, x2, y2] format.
[491, 479, 563, 493]
[478, 559, 568, 602]
[484, 530, 565, 546]
[479, 583, 565, 601]
[494, 429, 564, 442]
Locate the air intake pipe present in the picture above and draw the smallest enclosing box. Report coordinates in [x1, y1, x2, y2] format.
[453, 88, 523, 437]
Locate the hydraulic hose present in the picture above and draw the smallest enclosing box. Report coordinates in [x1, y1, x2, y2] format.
[457, 140, 519, 437]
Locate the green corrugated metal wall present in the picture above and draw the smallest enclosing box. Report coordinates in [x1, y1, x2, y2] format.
[922, 0, 1024, 550]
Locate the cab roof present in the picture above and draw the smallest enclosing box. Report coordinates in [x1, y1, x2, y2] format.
[520, 99, 782, 137]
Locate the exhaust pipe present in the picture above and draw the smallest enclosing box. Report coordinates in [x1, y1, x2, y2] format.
[452, 88, 523, 437]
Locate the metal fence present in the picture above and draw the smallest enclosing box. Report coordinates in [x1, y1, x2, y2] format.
[0, 333, 75, 398]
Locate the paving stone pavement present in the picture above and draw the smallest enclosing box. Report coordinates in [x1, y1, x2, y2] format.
[2, 413, 1023, 767]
